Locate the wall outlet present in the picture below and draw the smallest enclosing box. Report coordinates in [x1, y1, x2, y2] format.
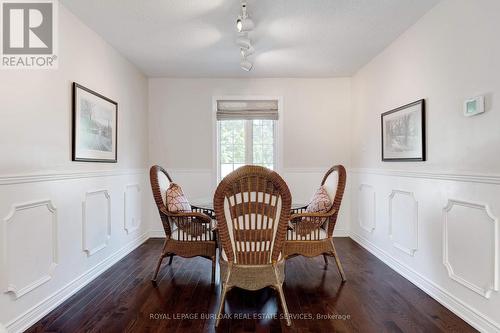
[464, 96, 485, 117]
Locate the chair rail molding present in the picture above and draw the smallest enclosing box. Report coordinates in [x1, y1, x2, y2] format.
[3, 200, 58, 298]
[351, 168, 500, 186]
[358, 184, 376, 233]
[388, 190, 418, 256]
[0, 168, 146, 186]
[82, 190, 111, 256]
[443, 199, 499, 299]
[124, 184, 141, 234]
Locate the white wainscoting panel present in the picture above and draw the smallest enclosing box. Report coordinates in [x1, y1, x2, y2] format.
[82, 190, 111, 256]
[0, 169, 148, 333]
[3, 200, 58, 299]
[358, 184, 375, 233]
[350, 168, 500, 332]
[443, 199, 499, 298]
[389, 190, 418, 256]
[124, 184, 141, 234]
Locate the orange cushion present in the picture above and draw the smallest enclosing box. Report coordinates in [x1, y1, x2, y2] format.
[165, 183, 192, 213]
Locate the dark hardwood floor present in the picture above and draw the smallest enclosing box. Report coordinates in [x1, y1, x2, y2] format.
[26, 238, 475, 333]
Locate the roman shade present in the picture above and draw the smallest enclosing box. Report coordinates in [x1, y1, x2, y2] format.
[216, 100, 279, 120]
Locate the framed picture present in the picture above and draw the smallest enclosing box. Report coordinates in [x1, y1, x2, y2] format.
[72, 83, 118, 162]
[381, 99, 425, 162]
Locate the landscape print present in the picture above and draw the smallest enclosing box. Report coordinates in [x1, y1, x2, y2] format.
[73, 83, 117, 162]
[79, 98, 114, 152]
[382, 100, 425, 161]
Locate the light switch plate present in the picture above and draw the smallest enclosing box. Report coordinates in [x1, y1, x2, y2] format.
[464, 96, 485, 117]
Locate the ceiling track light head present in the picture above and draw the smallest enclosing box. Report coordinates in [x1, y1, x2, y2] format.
[236, 36, 252, 49]
[240, 45, 255, 57]
[236, 1, 254, 32]
[240, 58, 253, 72]
[236, 17, 254, 32]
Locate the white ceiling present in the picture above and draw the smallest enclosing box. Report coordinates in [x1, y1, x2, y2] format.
[60, 0, 439, 78]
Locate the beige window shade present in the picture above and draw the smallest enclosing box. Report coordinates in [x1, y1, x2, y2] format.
[216, 100, 279, 120]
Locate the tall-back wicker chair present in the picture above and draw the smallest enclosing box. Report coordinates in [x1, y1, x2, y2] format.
[284, 165, 347, 282]
[149, 165, 216, 284]
[213, 166, 292, 327]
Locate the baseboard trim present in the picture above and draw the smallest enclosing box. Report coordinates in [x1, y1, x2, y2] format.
[333, 229, 349, 237]
[350, 232, 500, 333]
[149, 229, 165, 238]
[5, 232, 150, 333]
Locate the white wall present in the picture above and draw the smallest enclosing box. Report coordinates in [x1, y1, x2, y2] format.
[148, 78, 352, 236]
[4, 0, 499, 332]
[350, 0, 500, 331]
[0, 4, 149, 332]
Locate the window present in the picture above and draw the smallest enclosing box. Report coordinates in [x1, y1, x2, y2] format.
[216, 99, 278, 180]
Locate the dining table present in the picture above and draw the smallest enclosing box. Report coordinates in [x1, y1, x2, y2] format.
[191, 197, 307, 219]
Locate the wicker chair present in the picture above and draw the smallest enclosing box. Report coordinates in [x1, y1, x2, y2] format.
[213, 166, 293, 327]
[283, 165, 347, 282]
[149, 165, 217, 284]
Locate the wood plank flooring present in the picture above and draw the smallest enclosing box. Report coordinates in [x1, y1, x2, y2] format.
[26, 238, 476, 333]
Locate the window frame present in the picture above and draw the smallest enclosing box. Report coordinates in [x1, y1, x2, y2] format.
[213, 96, 283, 184]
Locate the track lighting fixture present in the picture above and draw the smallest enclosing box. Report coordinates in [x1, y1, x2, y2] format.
[236, 1, 255, 71]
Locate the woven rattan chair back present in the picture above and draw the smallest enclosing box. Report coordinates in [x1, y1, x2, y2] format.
[150, 165, 173, 236]
[214, 165, 292, 265]
[321, 165, 346, 237]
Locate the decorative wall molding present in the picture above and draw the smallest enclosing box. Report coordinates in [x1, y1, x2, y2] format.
[389, 190, 418, 256]
[283, 167, 330, 174]
[82, 190, 111, 256]
[3, 200, 58, 299]
[5, 232, 149, 333]
[124, 184, 141, 234]
[358, 184, 376, 233]
[168, 168, 213, 174]
[350, 232, 500, 333]
[443, 199, 499, 298]
[0, 169, 146, 186]
[351, 168, 500, 186]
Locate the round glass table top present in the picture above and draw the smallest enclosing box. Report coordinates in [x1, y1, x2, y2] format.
[191, 197, 306, 211]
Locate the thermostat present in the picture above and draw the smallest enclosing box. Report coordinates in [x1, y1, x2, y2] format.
[464, 96, 485, 117]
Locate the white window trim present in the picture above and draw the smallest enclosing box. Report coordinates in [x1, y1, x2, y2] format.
[212, 95, 283, 185]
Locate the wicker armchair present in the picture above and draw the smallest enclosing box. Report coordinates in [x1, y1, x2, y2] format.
[284, 165, 347, 282]
[149, 165, 216, 284]
[213, 166, 293, 327]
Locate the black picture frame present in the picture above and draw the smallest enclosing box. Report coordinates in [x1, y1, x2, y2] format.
[72, 82, 118, 163]
[381, 99, 426, 162]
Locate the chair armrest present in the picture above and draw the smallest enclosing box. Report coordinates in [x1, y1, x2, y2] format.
[290, 205, 308, 214]
[159, 207, 212, 224]
[289, 209, 337, 221]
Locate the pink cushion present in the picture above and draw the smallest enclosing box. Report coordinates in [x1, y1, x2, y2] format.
[290, 186, 333, 236]
[165, 183, 192, 213]
[306, 186, 332, 214]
